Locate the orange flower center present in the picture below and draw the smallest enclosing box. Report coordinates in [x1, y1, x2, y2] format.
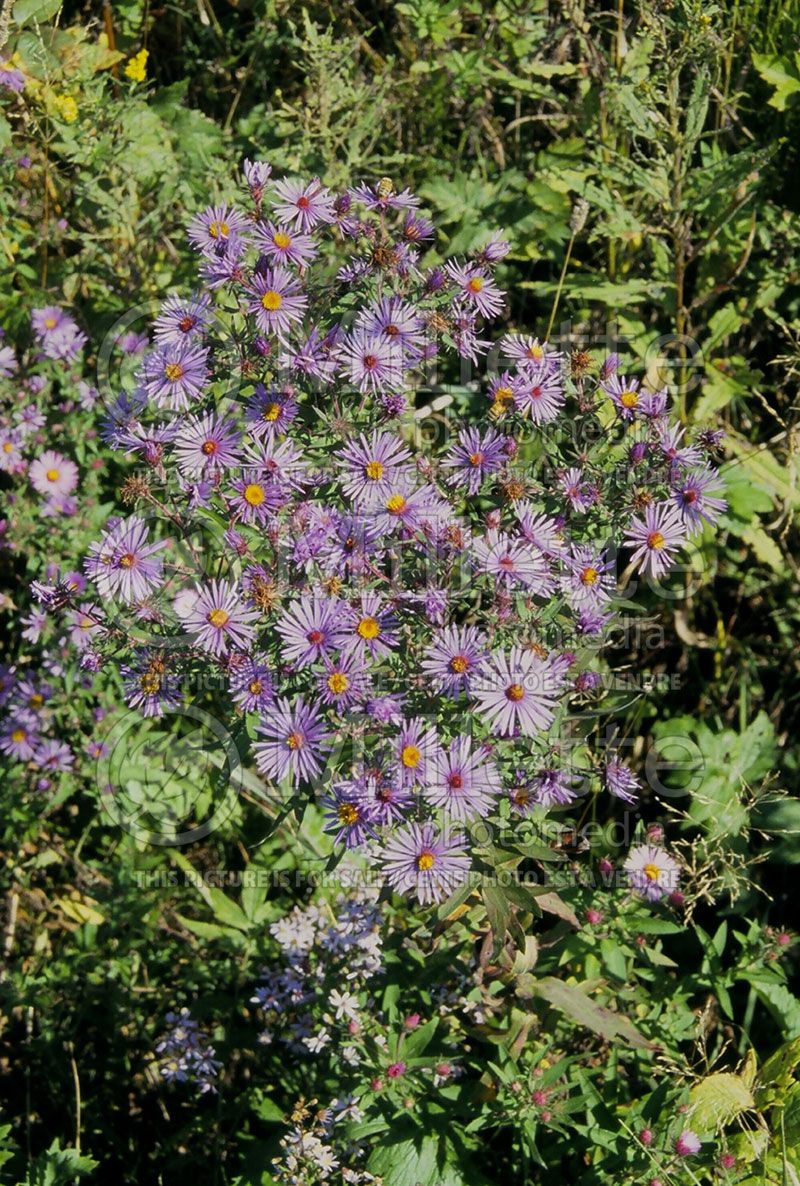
[647, 531, 665, 550]
[449, 655, 469, 674]
[338, 803, 359, 825]
[580, 566, 598, 585]
[467, 277, 484, 293]
[119, 553, 136, 569]
[506, 683, 525, 702]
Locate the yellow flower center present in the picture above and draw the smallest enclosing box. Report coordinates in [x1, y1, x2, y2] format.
[44, 317, 58, 329]
[208, 220, 230, 239]
[338, 803, 359, 825]
[647, 531, 665, 550]
[244, 483, 266, 507]
[416, 850, 436, 871]
[386, 494, 406, 514]
[512, 787, 531, 806]
[29, 694, 44, 708]
[201, 440, 218, 455]
[286, 731, 303, 750]
[581, 566, 598, 585]
[2, 442, 13, 453]
[327, 672, 350, 695]
[620, 390, 638, 409]
[119, 552, 136, 568]
[450, 654, 469, 674]
[207, 608, 230, 628]
[140, 672, 161, 695]
[248, 679, 263, 695]
[401, 744, 421, 768]
[365, 460, 384, 481]
[264, 402, 281, 421]
[643, 863, 661, 882]
[261, 290, 283, 311]
[467, 277, 484, 293]
[273, 231, 292, 249]
[494, 386, 514, 402]
[164, 362, 184, 382]
[46, 468, 60, 482]
[527, 344, 544, 360]
[506, 683, 525, 702]
[11, 729, 26, 743]
[357, 616, 380, 640]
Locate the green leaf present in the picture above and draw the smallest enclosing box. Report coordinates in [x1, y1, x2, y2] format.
[689, 1072, 755, 1134]
[532, 978, 657, 1050]
[12, 0, 61, 27]
[752, 51, 800, 111]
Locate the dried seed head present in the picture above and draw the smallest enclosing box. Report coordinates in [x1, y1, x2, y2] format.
[120, 475, 151, 505]
[569, 198, 589, 234]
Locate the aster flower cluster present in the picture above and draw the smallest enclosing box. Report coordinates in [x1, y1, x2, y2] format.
[155, 1007, 221, 1093]
[252, 889, 384, 1059]
[28, 164, 725, 908]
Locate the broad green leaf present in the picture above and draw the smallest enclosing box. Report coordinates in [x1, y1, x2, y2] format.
[689, 1072, 755, 1133]
[532, 977, 656, 1050]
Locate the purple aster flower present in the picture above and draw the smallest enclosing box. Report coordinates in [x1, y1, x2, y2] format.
[0, 710, 39, 759]
[278, 325, 340, 383]
[187, 203, 251, 256]
[671, 466, 726, 534]
[122, 651, 183, 717]
[515, 504, 565, 557]
[560, 467, 596, 513]
[243, 158, 272, 202]
[228, 656, 275, 712]
[85, 515, 168, 604]
[374, 478, 445, 537]
[315, 512, 383, 578]
[275, 596, 347, 667]
[359, 771, 412, 823]
[350, 180, 420, 210]
[248, 267, 308, 337]
[316, 652, 371, 711]
[564, 545, 615, 607]
[500, 333, 562, 372]
[604, 759, 641, 805]
[476, 231, 511, 263]
[153, 293, 213, 343]
[0, 344, 16, 376]
[421, 625, 488, 696]
[0, 665, 17, 708]
[424, 737, 501, 822]
[394, 717, 438, 788]
[339, 329, 404, 393]
[33, 739, 74, 772]
[402, 212, 435, 243]
[254, 221, 318, 266]
[0, 59, 26, 92]
[20, 609, 47, 644]
[356, 295, 425, 360]
[244, 384, 299, 440]
[322, 781, 377, 848]
[445, 261, 505, 318]
[174, 413, 241, 477]
[337, 430, 412, 505]
[341, 593, 399, 660]
[624, 844, 681, 901]
[0, 429, 23, 471]
[658, 424, 704, 467]
[514, 363, 565, 423]
[381, 822, 469, 906]
[142, 341, 209, 410]
[531, 766, 579, 808]
[443, 426, 507, 494]
[271, 177, 336, 231]
[472, 646, 564, 737]
[68, 602, 105, 650]
[254, 696, 332, 785]
[228, 470, 285, 525]
[452, 308, 490, 361]
[29, 450, 78, 498]
[472, 530, 555, 593]
[364, 694, 406, 725]
[639, 387, 669, 418]
[624, 501, 686, 579]
[247, 438, 308, 492]
[577, 607, 613, 637]
[184, 580, 258, 656]
[602, 374, 642, 420]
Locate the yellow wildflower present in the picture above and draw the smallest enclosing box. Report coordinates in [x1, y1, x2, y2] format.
[124, 49, 148, 83]
[54, 95, 78, 123]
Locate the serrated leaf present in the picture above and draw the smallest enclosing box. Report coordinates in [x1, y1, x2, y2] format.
[689, 1072, 755, 1133]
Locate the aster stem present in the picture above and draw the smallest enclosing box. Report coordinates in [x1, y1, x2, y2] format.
[546, 229, 576, 343]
